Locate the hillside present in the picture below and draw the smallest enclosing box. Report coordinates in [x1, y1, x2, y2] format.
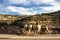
[0, 11, 60, 35]
[0, 11, 60, 26]
[12, 11, 60, 25]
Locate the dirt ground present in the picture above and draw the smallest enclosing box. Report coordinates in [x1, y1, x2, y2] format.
[0, 38, 60, 40]
[0, 34, 60, 40]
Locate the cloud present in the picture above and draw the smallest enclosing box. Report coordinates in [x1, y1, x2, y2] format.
[0, 4, 3, 9]
[4, 6, 38, 15]
[9, 0, 30, 5]
[41, 6, 60, 13]
[0, 0, 60, 15]
[8, 0, 54, 5]
[3, 0, 30, 6]
[55, 0, 60, 2]
[2, 0, 54, 7]
[31, 0, 54, 5]
[0, 4, 6, 11]
[0, 0, 60, 7]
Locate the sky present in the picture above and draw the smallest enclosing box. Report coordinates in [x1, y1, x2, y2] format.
[0, 0, 60, 15]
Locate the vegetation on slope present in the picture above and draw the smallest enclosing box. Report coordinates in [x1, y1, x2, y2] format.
[0, 11, 60, 35]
